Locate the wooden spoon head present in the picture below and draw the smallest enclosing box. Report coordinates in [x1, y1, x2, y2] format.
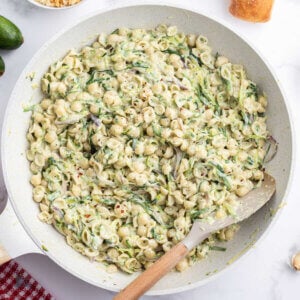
[234, 172, 276, 222]
[184, 173, 276, 249]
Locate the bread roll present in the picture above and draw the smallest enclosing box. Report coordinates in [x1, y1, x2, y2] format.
[229, 0, 274, 23]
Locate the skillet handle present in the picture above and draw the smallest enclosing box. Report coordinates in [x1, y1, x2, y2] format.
[0, 160, 7, 214]
[114, 242, 188, 300]
[0, 161, 42, 263]
[0, 200, 42, 263]
[0, 245, 11, 266]
[0, 154, 11, 265]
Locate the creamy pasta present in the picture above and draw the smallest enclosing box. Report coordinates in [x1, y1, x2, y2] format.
[26, 25, 269, 273]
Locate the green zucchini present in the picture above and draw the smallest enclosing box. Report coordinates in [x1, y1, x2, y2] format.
[0, 16, 24, 49]
[0, 56, 4, 76]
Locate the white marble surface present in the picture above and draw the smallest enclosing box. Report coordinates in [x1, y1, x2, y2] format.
[0, 0, 300, 299]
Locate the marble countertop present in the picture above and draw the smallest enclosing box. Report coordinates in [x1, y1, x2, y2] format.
[0, 0, 300, 299]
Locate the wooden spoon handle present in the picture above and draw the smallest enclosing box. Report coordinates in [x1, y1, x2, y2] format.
[114, 242, 188, 300]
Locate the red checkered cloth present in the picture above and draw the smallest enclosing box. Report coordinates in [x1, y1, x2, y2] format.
[0, 260, 54, 300]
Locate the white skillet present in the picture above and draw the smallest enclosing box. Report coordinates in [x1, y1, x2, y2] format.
[0, 3, 294, 296]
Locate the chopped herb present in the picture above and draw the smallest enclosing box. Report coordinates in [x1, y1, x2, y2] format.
[60, 73, 68, 81]
[246, 83, 258, 98]
[162, 49, 181, 55]
[223, 202, 236, 216]
[23, 104, 36, 112]
[208, 161, 231, 189]
[111, 28, 119, 34]
[219, 127, 227, 137]
[196, 84, 210, 106]
[87, 70, 113, 85]
[66, 197, 77, 208]
[214, 104, 221, 116]
[47, 157, 57, 166]
[125, 239, 132, 248]
[240, 111, 252, 125]
[41, 245, 48, 252]
[247, 156, 254, 166]
[117, 247, 134, 258]
[47, 157, 63, 171]
[189, 51, 203, 66]
[221, 77, 232, 96]
[100, 198, 116, 206]
[101, 69, 114, 76]
[128, 196, 164, 225]
[209, 246, 226, 252]
[81, 194, 90, 202]
[102, 83, 110, 91]
[131, 61, 149, 69]
[152, 123, 161, 137]
[48, 191, 60, 201]
[151, 227, 158, 240]
[189, 208, 210, 220]
[196, 84, 216, 107]
[86, 72, 103, 85]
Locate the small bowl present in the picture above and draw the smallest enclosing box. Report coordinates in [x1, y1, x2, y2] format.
[26, 0, 85, 10]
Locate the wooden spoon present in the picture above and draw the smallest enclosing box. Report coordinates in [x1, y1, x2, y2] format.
[114, 173, 275, 300]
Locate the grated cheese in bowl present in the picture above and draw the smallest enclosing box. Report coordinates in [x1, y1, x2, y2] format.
[34, 0, 82, 7]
